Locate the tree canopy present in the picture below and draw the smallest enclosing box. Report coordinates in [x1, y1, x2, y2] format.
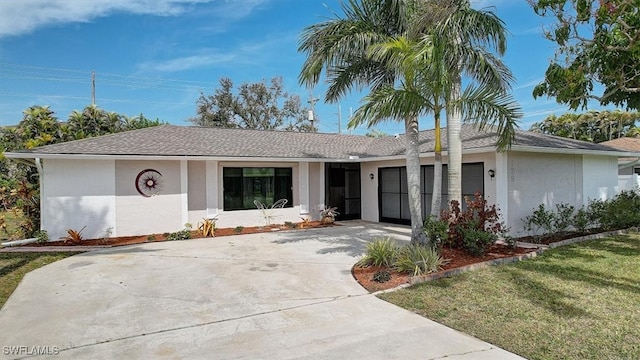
[190, 77, 315, 132]
[529, 109, 640, 142]
[530, 0, 640, 110]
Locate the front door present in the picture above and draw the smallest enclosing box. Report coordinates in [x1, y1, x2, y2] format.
[325, 163, 361, 220]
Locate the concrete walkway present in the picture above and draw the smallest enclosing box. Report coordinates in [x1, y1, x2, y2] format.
[0, 222, 525, 359]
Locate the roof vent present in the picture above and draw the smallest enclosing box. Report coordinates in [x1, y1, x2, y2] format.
[394, 134, 400, 139]
[348, 155, 359, 160]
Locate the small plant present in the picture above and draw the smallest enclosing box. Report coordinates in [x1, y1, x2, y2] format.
[320, 206, 340, 218]
[166, 224, 192, 241]
[356, 236, 399, 267]
[198, 217, 217, 237]
[34, 229, 49, 244]
[458, 223, 498, 256]
[553, 203, 575, 233]
[423, 216, 448, 249]
[441, 192, 505, 255]
[372, 269, 392, 283]
[284, 221, 296, 229]
[300, 218, 311, 228]
[64, 226, 86, 245]
[233, 226, 244, 233]
[393, 244, 447, 276]
[572, 206, 591, 233]
[146, 234, 157, 242]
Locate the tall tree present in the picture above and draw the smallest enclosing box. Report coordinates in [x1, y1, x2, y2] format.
[422, 0, 519, 205]
[299, 0, 429, 243]
[529, 0, 640, 110]
[191, 77, 315, 131]
[299, 0, 519, 243]
[530, 110, 640, 142]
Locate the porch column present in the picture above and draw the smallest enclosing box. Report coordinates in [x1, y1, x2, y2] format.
[495, 152, 509, 227]
[299, 162, 310, 214]
[206, 160, 219, 218]
[180, 160, 188, 226]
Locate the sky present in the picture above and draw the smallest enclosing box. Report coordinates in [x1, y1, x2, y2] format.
[0, 0, 595, 135]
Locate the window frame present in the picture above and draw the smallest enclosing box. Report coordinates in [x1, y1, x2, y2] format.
[222, 167, 293, 211]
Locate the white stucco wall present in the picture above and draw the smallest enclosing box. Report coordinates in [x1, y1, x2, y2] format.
[360, 153, 496, 223]
[41, 159, 116, 240]
[582, 155, 619, 201]
[187, 160, 207, 225]
[115, 160, 184, 236]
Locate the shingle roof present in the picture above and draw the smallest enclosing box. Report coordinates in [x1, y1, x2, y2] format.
[7, 124, 629, 159]
[600, 137, 640, 152]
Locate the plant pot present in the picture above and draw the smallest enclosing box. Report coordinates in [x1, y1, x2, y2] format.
[321, 216, 335, 225]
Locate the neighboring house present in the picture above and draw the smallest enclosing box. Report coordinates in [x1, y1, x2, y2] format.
[5, 125, 635, 240]
[600, 137, 640, 191]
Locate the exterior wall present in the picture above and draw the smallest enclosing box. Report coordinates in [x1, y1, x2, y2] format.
[506, 152, 582, 235]
[360, 153, 496, 223]
[187, 161, 207, 225]
[619, 174, 640, 191]
[115, 160, 184, 236]
[308, 162, 323, 220]
[582, 155, 618, 201]
[41, 159, 116, 240]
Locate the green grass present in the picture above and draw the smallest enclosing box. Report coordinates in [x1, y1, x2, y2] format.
[0, 210, 24, 241]
[0, 252, 75, 309]
[379, 232, 640, 360]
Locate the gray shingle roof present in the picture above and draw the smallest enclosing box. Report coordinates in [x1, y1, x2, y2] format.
[8, 124, 627, 159]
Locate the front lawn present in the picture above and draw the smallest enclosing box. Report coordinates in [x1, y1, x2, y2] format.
[379, 232, 640, 360]
[0, 252, 75, 309]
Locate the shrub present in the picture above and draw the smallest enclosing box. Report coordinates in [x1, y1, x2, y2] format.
[64, 226, 86, 244]
[521, 204, 556, 239]
[553, 203, 575, 233]
[458, 222, 497, 256]
[146, 235, 157, 242]
[167, 224, 192, 241]
[198, 218, 216, 237]
[423, 216, 448, 249]
[441, 192, 505, 255]
[34, 230, 48, 244]
[233, 226, 244, 233]
[393, 244, 446, 276]
[372, 269, 392, 283]
[356, 236, 399, 267]
[598, 189, 640, 230]
[284, 221, 296, 229]
[572, 206, 591, 233]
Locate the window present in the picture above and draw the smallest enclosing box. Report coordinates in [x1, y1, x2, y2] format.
[634, 167, 640, 176]
[223, 167, 292, 210]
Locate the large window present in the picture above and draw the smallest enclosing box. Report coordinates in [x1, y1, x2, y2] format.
[223, 167, 293, 210]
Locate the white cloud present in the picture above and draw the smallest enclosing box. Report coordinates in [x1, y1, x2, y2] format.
[0, 0, 268, 38]
[140, 53, 236, 72]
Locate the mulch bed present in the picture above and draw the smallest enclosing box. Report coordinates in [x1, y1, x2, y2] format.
[353, 244, 536, 293]
[24, 221, 334, 247]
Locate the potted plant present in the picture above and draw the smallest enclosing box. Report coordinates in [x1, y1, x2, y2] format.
[320, 206, 340, 224]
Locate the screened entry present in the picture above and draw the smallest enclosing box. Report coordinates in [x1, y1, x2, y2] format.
[379, 163, 484, 224]
[325, 163, 361, 220]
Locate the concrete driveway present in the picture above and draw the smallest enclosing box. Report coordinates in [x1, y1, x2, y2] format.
[0, 222, 524, 359]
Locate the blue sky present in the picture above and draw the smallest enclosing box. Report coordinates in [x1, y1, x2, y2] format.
[0, 0, 590, 134]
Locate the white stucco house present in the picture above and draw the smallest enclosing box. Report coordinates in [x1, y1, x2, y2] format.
[600, 137, 640, 191]
[5, 125, 636, 240]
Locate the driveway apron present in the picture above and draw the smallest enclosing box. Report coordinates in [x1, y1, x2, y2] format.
[0, 222, 524, 359]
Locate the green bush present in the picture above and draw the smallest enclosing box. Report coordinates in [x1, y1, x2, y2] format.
[34, 230, 48, 244]
[441, 193, 506, 255]
[423, 216, 448, 249]
[233, 226, 244, 233]
[458, 224, 497, 256]
[393, 244, 446, 276]
[553, 203, 575, 233]
[356, 236, 399, 267]
[598, 189, 640, 230]
[521, 204, 556, 239]
[372, 269, 392, 283]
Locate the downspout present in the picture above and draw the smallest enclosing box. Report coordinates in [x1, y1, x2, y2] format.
[35, 158, 43, 232]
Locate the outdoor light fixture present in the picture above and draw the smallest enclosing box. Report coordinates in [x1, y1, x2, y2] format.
[370, 173, 375, 180]
[488, 169, 495, 178]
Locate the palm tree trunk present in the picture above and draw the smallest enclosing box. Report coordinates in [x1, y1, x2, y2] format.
[447, 75, 463, 206]
[431, 113, 442, 216]
[405, 116, 428, 245]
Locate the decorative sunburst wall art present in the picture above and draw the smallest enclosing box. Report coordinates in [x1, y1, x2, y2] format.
[135, 169, 163, 197]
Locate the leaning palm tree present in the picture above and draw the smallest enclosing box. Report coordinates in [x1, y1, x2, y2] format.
[298, 0, 433, 244]
[351, 35, 521, 217]
[421, 0, 520, 204]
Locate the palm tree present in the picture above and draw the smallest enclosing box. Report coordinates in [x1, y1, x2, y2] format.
[422, 0, 519, 204]
[298, 0, 432, 243]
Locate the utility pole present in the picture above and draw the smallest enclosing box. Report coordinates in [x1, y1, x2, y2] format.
[91, 70, 96, 105]
[337, 105, 342, 134]
[307, 92, 319, 131]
